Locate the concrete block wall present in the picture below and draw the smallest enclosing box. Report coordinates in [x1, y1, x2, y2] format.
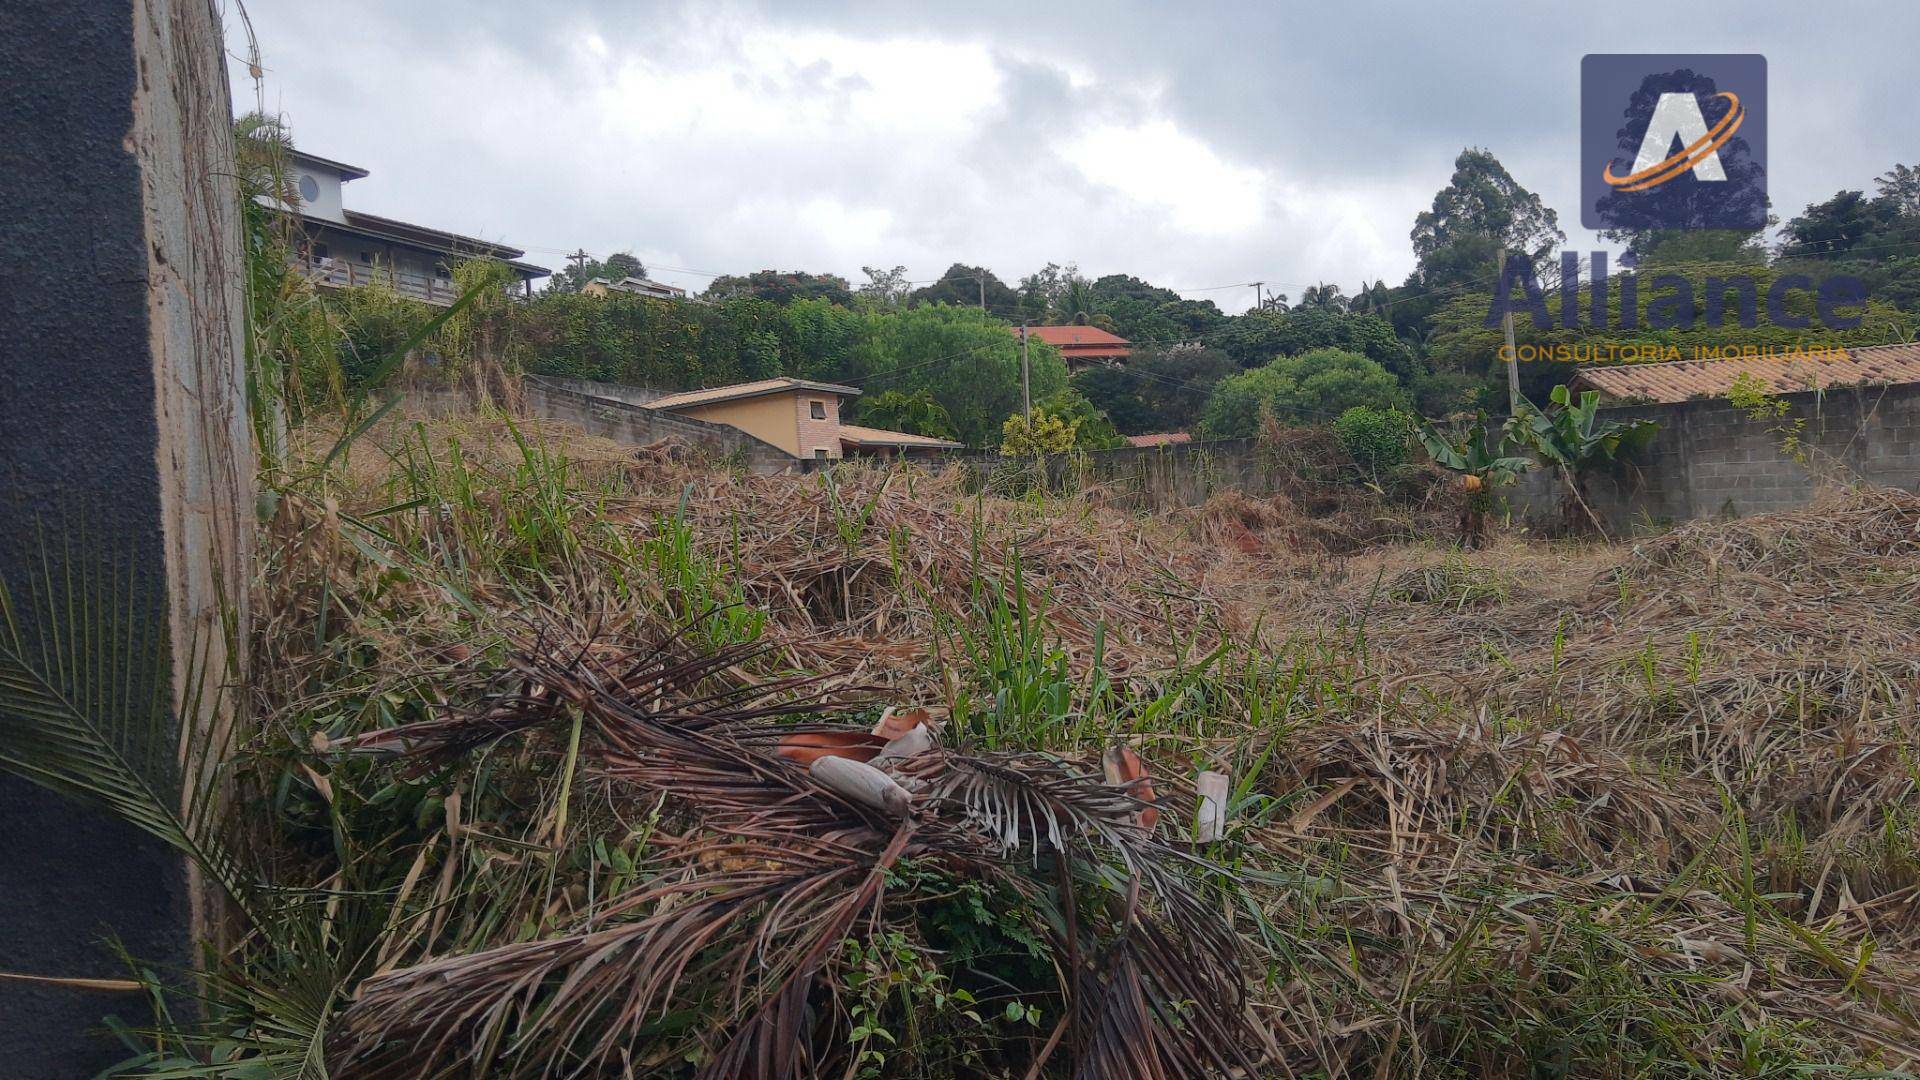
[1513, 382, 1920, 531]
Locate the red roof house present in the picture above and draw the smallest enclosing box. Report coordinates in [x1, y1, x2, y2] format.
[1017, 325, 1132, 371]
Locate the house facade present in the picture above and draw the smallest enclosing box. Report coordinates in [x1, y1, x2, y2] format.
[266, 150, 549, 304]
[582, 275, 689, 301]
[641, 378, 962, 461]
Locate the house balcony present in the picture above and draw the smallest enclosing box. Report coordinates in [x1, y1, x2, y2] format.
[299, 256, 466, 306]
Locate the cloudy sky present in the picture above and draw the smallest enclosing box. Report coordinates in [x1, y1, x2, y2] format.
[224, 0, 1920, 306]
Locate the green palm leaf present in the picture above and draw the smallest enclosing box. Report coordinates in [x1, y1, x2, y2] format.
[0, 527, 257, 924]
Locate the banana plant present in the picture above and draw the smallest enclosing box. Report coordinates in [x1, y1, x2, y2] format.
[1415, 414, 1532, 547]
[1507, 384, 1657, 538]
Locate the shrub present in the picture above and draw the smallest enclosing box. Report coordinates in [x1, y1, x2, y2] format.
[1199, 348, 1405, 438]
[1334, 405, 1414, 478]
[1000, 409, 1080, 457]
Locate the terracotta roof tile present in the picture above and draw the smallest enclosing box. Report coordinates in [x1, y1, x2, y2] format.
[837, 424, 964, 448]
[1125, 432, 1191, 447]
[1568, 343, 1920, 404]
[644, 377, 860, 411]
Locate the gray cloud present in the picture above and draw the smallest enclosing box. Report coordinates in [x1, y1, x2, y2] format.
[226, 0, 1920, 303]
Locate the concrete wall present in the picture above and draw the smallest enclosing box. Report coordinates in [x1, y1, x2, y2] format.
[934, 383, 1920, 526]
[0, 0, 252, 1072]
[1511, 381, 1920, 532]
[522, 375, 797, 472]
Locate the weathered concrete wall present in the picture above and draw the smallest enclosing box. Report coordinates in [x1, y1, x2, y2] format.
[1511, 382, 1920, 532]
[522, 375, 798, 472]
[0, 0, 251, 1071]
[532, 375, 667, 407]
[938, 384, 1920, 525]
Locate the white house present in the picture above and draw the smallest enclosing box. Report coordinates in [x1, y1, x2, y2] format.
[265, 150, 549, 304]
[582, 275, 689, 301]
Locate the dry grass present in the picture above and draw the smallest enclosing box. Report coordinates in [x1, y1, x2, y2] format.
[224, 408, 1920, 1077]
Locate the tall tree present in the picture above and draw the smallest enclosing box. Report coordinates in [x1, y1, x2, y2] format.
[1297, 283, 1348, 311]
[550, 250, 648, 293]
[1410, 148, 1565, 284]
[701, 270, 854, 307]
[907, 264, 1017, 313]
[856, 265, 911, 308]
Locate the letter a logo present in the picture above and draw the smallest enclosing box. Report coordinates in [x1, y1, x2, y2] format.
[1604, 91, 1744, 192]
[1582, 54, 1767, 230]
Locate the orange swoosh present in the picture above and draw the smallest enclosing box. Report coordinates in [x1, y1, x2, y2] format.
[1603, 91, 1744, 192]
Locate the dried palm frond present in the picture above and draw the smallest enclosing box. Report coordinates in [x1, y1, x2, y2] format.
[324, 621, 1265, 1078]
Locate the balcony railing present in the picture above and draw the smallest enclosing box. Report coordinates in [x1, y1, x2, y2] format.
[299, 257, 463, 306]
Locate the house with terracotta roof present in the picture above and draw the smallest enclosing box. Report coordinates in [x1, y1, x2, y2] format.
[640, 377, 963, 461]
[1017, 325, 1132, 372]
[264, 150, 549, 304]
[1568, 343, 1920, 405]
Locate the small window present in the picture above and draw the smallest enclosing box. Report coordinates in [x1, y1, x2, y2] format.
[809, 400, 827, 420]
[358, 252, 372, 263]
[814, 448, 829, 460]
[312, 242, 330, 260]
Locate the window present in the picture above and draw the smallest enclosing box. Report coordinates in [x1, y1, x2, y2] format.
[358, 252, 372, 263]
[814, 448, 829, 460]
[809, 400, 827, 420]
[297, 173, 319, 204]
[312, 242, 329, 260]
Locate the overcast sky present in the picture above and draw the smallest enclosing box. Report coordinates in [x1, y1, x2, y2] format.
[224, 0, 1920, 306]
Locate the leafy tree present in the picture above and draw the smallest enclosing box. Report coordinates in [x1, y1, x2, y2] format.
[1000, 408, 1080, 457]
[1638, 230, 1767, 266]
[1086, 275, 1227, 343]
[550, 251, 648, 293]
[1221, 308, 1414, 379]
[1411, 148, 1564, 284]
[1059, 277, 1103, 327]
[1072, 365, 1156, 435]
[908, 264, 1017, 313]
[1199, 348, 1405, 438]
[849, 305, 1067, 448]
[1876, 163, 1920, 215]
[1781, 190, 1884, 260]
[701, 270, 854, 307]
[1039, 388, 1125, 449]
[856, 388, 956, 439]
[857, 265, 912, 308]
[1074, 345, 1239, 435]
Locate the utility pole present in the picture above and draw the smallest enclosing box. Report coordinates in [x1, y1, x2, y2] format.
[1252, 281, 1263, 312]
[1020, 322, 1032, 418]
[566, 248, 589, 287]
[976, 275, 986, 312]
[1498, 246, 1521, 415]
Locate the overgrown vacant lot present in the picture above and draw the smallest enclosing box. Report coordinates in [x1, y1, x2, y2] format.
[212, 409, 1920, 1077]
